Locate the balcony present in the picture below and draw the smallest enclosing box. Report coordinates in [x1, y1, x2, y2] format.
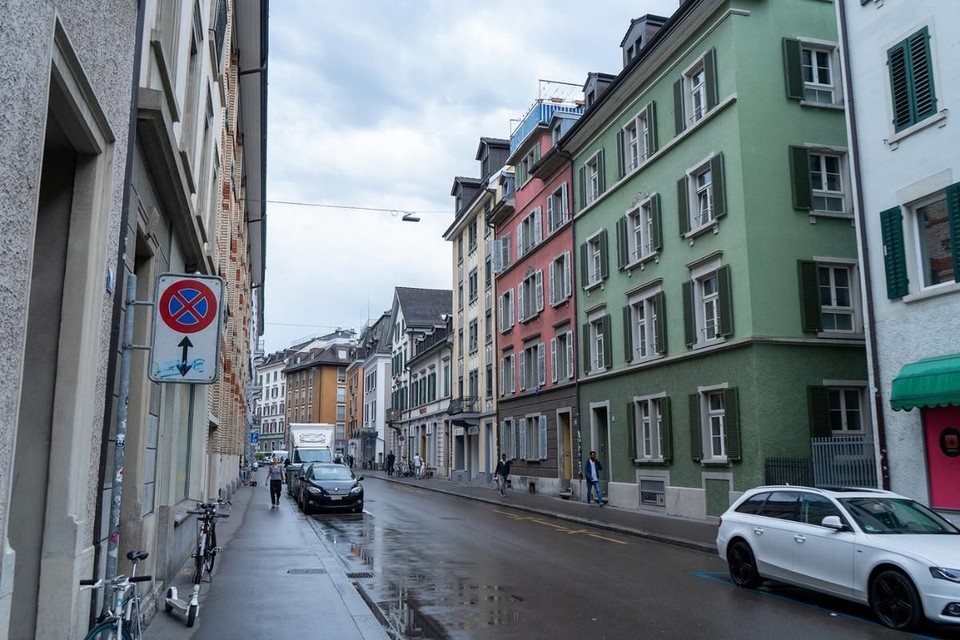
[386, 409, 402, 424]
[447, 396, 480, 416]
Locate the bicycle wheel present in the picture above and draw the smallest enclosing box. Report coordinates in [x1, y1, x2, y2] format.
[84, 619, 133, 640]
[191, 532, 205, 584]
[203, 529, 217, 576]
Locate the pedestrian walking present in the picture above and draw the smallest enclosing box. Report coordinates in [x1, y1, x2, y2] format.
[584, 450, 606, 506]
[413, 453, 423, 479]
[267, 455, 284, 508]
[494, 454, 511, 497]
[386, 451, 396, 476]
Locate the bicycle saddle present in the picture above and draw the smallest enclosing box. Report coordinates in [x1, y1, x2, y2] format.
[127, 550, 149, 562]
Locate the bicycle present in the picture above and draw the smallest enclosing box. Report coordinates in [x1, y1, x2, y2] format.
[80, 550, 152, 640]
[189, 501, 229, 585]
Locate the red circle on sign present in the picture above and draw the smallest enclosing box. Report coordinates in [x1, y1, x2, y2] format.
[159, 279, 218, 334]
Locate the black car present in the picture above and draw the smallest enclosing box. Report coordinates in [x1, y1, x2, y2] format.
[296, 462, 364, 514]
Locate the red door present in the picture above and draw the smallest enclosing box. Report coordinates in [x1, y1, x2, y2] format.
[923, 406, 960, 510]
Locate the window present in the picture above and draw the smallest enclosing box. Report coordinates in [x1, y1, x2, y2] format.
[673, 49, 717, 134]
[879, 182, 960, 299]
[497, 289, 515, 332]
[519, 342, 545, 391]
[629, 396, 671, 461]
[550, 330, 574, 382]
[547, 183, 569, 233]
[517, 144, 540, 186]
[468, 268, 478, 303]
[519, 269, 544, 321]
[336, 404, 346, 421]
[337, 367, 346, 382]
[828, 388, 863, 432]
[783, 39, 840, 105]
[808, 385, 867, 437]
[518, 207, 543, 257]
[468, 220, 478, 253]
[499, 352, 516, 396]
[678, 154, 725, 234]
[617, 105, 655, 177]
[578, 150, 606, 209]
[617, 194, 661, 268]
[690, 387, 740, 462]
[549, 251, 572, 306]
[639, 477, 666, 507]
[499, 418, 517, 459]
[683, 263, 733, 348]
[520, 415, 548, 461]
[799, 261, 860, 334]
[468, 319, 478, 354]
[789, 146, 848, 214]
[888, 28, 937, 132]
[581, 230, 608, 288]
[624, 290, 666, 362]
[336, 386, 345, 402]
[493, 234, 511, 273]
[583, 313, 611, 374]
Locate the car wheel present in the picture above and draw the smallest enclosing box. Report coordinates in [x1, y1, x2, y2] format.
[870, 569, 923, 630]
[727, 540, 763, 588]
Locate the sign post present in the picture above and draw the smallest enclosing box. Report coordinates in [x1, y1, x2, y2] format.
[149, 274, 224, 383]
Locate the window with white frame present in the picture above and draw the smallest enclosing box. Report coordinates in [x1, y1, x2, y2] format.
[626, 288, 665, 362]
[583, 231, 608, 287]
[585, 313, 611, 373]
[810, 152, 844, 213]
[802, 45, 836, 104]
[690, 386, 740, 463]
[673, 49, 717, 135]
[683, 260, 732, 348]
[632, 396, 667, 460]
[551, 330, 574, 382]
[499, 418, 517, 459]
[519, 269, 544, 321]
[498, 289, 515, 332]
[828, 387, 863, 432]
[520, 414, 548, 461]
[547, 183, 569, 233]
[549, 251, 572, 306]
[914, 193, 954, 289]
[693, 164, 713, 228]
[620, 194, 661, 266]
[818, 264, 855, 331]
[499, 352, 516, 396]
[519, 341, 545, 391]
[518, 207, 543, 257]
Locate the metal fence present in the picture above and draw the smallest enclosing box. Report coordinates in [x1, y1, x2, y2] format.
[763, 457, 813, 486]
[763, 436, 879, 489]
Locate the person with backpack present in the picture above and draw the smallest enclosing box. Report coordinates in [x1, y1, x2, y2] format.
[494, 454, 511, 497]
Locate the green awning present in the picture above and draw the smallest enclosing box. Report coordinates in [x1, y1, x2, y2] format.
[891, 354, 960, 411]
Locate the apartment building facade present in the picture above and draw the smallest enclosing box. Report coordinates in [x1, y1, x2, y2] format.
[284, 344, 356, 454]
[256, 350, 290, 454]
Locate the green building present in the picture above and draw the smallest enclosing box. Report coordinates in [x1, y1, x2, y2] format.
[563, 0, 870, 518]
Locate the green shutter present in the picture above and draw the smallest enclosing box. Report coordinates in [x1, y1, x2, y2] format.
[582, 323, 591, 373]
[798, 260, 823, 332]
[718, 264, 733, 337]
[711, 154, 726, 219]
[704, 48, 718, 110]
[677, 176, 689, 235]
[653, 291, 666, 355]
[783, 38, 804, 100]
[616, 129, 625, 179]
[660, 397, 672, 462]
[808, 386, 831, 438]
[725, 387, 741, 461]
[597, 149, 606, 195]
[910, 29, 937, 122]
[627, 402, 636, 460]
[879, 206, 909, 298]
[651, 193, 662, 251]
[946, 182, 960, 282]
[623, 305, 633, 362]
[889, 28, 937, 131]
[682, 280, 695, 347]
[673, 77, 685, 135]
[599, 229, 609, 280]
[645, 101, 658, 154]
[578, 165, 587, 210]
[790, 146, 812, 211]
[689, 393, 702, 462]
[616, 216, 628, 269]
[601, 314, 612, 368]
[580, 242, 589, 288]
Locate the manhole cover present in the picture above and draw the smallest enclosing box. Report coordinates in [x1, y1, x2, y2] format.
[287, 568, 327, 575]
[345, 571, 374, 579]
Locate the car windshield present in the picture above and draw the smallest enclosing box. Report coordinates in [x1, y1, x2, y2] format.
[839, 497, 960, 534]
[310, 465, 354, 481]
[297, 449, 332, 463]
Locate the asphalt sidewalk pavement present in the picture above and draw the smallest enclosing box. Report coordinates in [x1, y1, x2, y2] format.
[142, 468, 718, 639]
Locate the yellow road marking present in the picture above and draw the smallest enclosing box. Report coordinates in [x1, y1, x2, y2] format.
[492, 510, 627, 545]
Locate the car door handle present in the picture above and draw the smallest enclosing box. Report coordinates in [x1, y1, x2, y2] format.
[753, 527, 764, 536]
[794, 535, 806, 543]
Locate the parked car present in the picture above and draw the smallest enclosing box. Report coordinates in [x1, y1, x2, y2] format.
[716, 485, 960, 631]
[296, 462, 364, 514]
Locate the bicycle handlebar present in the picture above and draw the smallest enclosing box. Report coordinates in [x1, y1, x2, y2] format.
[78, 574, 153, 588]
[186, 510, 229, 518]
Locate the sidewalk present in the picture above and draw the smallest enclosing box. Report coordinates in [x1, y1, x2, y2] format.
[142, 468, 718, 639]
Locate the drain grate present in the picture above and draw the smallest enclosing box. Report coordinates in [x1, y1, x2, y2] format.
[287, 568, 327, 575]
[345, 571, 374, 579]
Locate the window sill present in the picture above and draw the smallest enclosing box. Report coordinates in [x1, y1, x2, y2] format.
[816, 329, 863, 340]
[584, 280, 604, 293]
[807, 209, 854, 222]
[902, 280, 960, 304]
[799, 99, 844, 111]
[692, 336, 725, 350]
[683, 221, 720, 243]
[624, 253, 660, 273]
[633, 457, 667, 465]
[886, 110, 949, 149]
[550, 297, 571, 309]
[700, 457, 730, 467]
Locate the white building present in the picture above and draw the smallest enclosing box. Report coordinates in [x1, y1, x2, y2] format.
[838, 0, 960, 515]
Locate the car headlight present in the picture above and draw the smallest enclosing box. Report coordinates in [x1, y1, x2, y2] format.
[350, 485, 363, 495]
[930, 567, 960, 583]
[307, 486, 322, 495]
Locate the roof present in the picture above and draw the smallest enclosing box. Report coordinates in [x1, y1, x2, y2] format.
[394, 287, 451, 328]
[891, 353, 960, 411]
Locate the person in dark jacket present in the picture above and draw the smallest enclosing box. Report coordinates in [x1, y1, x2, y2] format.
[386, 451, 396, 476]
[494, 454, 511, 497]
[584, 450, 606, 506]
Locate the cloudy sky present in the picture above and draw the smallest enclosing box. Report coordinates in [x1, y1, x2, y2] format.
[262, 0, 681, 353]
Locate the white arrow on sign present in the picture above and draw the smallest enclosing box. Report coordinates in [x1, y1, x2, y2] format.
[149, 273, 224, 384]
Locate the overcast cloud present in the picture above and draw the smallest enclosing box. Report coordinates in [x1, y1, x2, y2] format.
[263, 0, 682, 353]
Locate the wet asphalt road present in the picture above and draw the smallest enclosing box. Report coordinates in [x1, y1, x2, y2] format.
[308, 479, 956, 640]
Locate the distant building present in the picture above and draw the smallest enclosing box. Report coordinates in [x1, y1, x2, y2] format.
[283, 344, 357, 453]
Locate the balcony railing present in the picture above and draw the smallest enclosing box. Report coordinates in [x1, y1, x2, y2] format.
[386, 409, 401, 423]
[447, 396, 480, 415]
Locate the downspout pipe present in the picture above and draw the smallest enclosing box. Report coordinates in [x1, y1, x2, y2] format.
[837, 0, 890, 489]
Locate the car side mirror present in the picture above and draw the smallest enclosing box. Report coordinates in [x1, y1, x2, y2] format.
[358, 476, 365, 481]
[821, 515, 848, 531]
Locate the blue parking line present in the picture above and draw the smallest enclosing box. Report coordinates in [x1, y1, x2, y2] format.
[691, 571, 940, 639]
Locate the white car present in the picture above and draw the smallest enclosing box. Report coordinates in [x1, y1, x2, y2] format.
[716, 486, 960, 631]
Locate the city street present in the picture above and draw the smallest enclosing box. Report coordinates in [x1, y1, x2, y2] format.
[145, 473, 956, 640]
